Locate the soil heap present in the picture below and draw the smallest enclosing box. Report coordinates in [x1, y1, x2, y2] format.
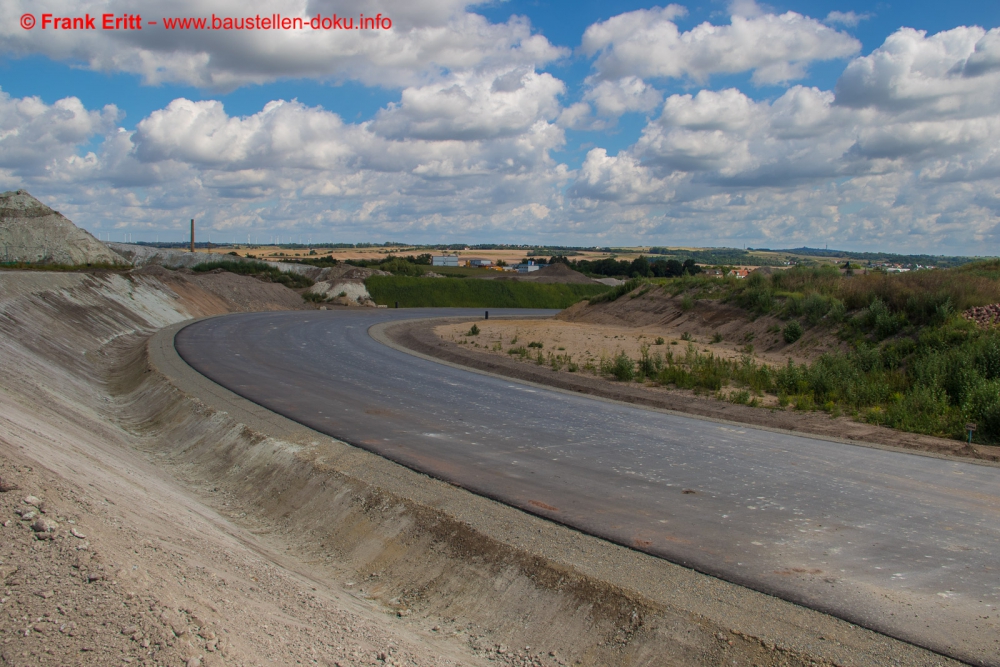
[487, 262, 600, 284]
[0, 190, 127, 265]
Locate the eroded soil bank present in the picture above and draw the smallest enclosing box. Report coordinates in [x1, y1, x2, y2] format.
[0, 270, 963, 666]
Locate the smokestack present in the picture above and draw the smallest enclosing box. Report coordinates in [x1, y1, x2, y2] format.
[190, 219, 195, 253]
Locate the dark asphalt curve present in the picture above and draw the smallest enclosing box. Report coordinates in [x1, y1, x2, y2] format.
[176, 309, 1000, 665]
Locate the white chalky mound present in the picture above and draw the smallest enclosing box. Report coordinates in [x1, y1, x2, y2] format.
[0, 190, 127, 266]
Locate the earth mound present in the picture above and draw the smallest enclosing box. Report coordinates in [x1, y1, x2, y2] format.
[0, 190, 127, 265]
[486, 262, 600, 284]
[525, 262, 598, 283]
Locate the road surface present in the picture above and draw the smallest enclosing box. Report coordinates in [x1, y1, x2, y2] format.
[176, 308, 1000, 665]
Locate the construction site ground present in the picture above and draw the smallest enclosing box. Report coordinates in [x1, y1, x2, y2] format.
[0, 268, 966, 666]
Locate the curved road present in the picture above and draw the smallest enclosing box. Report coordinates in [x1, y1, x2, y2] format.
[176, 309, 1000, 666]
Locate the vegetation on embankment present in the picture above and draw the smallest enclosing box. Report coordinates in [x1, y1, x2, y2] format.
[365, 275, 609, 308]
[586, 261, 1000, 445]
[190, 259, 314, 288]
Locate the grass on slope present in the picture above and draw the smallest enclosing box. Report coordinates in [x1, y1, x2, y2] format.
[366, 275, 609, 309]
[190, 259, 314, 289]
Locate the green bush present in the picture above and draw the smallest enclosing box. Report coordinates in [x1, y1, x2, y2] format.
[862, 298, 905, 340]
[467, 324, 480, 336]
[601, 351, 635, 381]
[783, 320, 803, 343]
[802, 292, 832, 325]
[730, 389, 751, 405]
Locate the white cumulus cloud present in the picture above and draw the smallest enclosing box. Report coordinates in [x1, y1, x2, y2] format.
[581, 4, 860, 86]
[0, 0, 567, 90]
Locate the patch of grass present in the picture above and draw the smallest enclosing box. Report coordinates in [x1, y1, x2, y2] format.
[711, 332, 724, 343]
[367, 275, 609, 308]
[466, 324, 480, 336]
[302, 292, 326, 303]
[527, 341, 543, 348]
[588, 278, 645, 304]
[655, 337, 665, 345]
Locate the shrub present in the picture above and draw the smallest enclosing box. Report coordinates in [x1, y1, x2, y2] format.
[466, 324, 480, 336]
[601, 351, 635, 381]
[681, 332, 693, 341]
[527, 341, 543, 348]
[783, 320, 803, 343]
[862, 298, 905, 340]
[711, 332, 723, 343]
[802, 292, 832, 325]
[730, 389, 751, 405]
[680, 295, 694, 311]
[738, 286, 775, 315]
[655, 336, 665, 345]
[637, 345, 660, 378]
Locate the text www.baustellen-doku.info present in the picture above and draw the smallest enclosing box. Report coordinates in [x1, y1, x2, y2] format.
[19, 12, 392, 31]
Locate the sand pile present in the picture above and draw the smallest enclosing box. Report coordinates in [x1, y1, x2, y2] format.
[0, 190, 127, 265]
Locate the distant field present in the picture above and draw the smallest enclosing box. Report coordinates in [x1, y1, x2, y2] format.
[366, 276, 609, 308]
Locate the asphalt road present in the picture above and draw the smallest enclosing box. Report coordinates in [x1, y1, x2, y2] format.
[176, 308, 1000, 666]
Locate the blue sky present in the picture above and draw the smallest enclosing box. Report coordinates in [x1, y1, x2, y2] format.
[2, 0, 1000, 252]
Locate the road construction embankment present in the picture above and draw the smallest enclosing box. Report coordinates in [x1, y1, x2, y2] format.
[0, 270, 960, 666]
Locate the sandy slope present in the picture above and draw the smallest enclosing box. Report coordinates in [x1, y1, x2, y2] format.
[0, 270, 481, 667]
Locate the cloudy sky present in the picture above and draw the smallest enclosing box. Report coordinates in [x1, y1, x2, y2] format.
[2, 0, 999, 252]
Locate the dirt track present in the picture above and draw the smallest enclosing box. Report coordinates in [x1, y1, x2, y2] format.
[0, 270, 967, 666]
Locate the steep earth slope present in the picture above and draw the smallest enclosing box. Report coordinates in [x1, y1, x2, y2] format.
[0, 191, 126, 265]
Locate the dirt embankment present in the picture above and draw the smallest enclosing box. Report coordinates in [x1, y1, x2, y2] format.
[557, 285, 846, 363]
[0, 270, 960, 666]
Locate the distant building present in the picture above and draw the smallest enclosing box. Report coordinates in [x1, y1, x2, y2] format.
[432, 255, 460, 267]
[702, 268, 724, 278]
[514, 261, 541, 273]
[467, 258, 493, 267]
[728, 269, 749, 279]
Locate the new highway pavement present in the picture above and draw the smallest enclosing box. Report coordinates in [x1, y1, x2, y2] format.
[176, 308, 1000, 666]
